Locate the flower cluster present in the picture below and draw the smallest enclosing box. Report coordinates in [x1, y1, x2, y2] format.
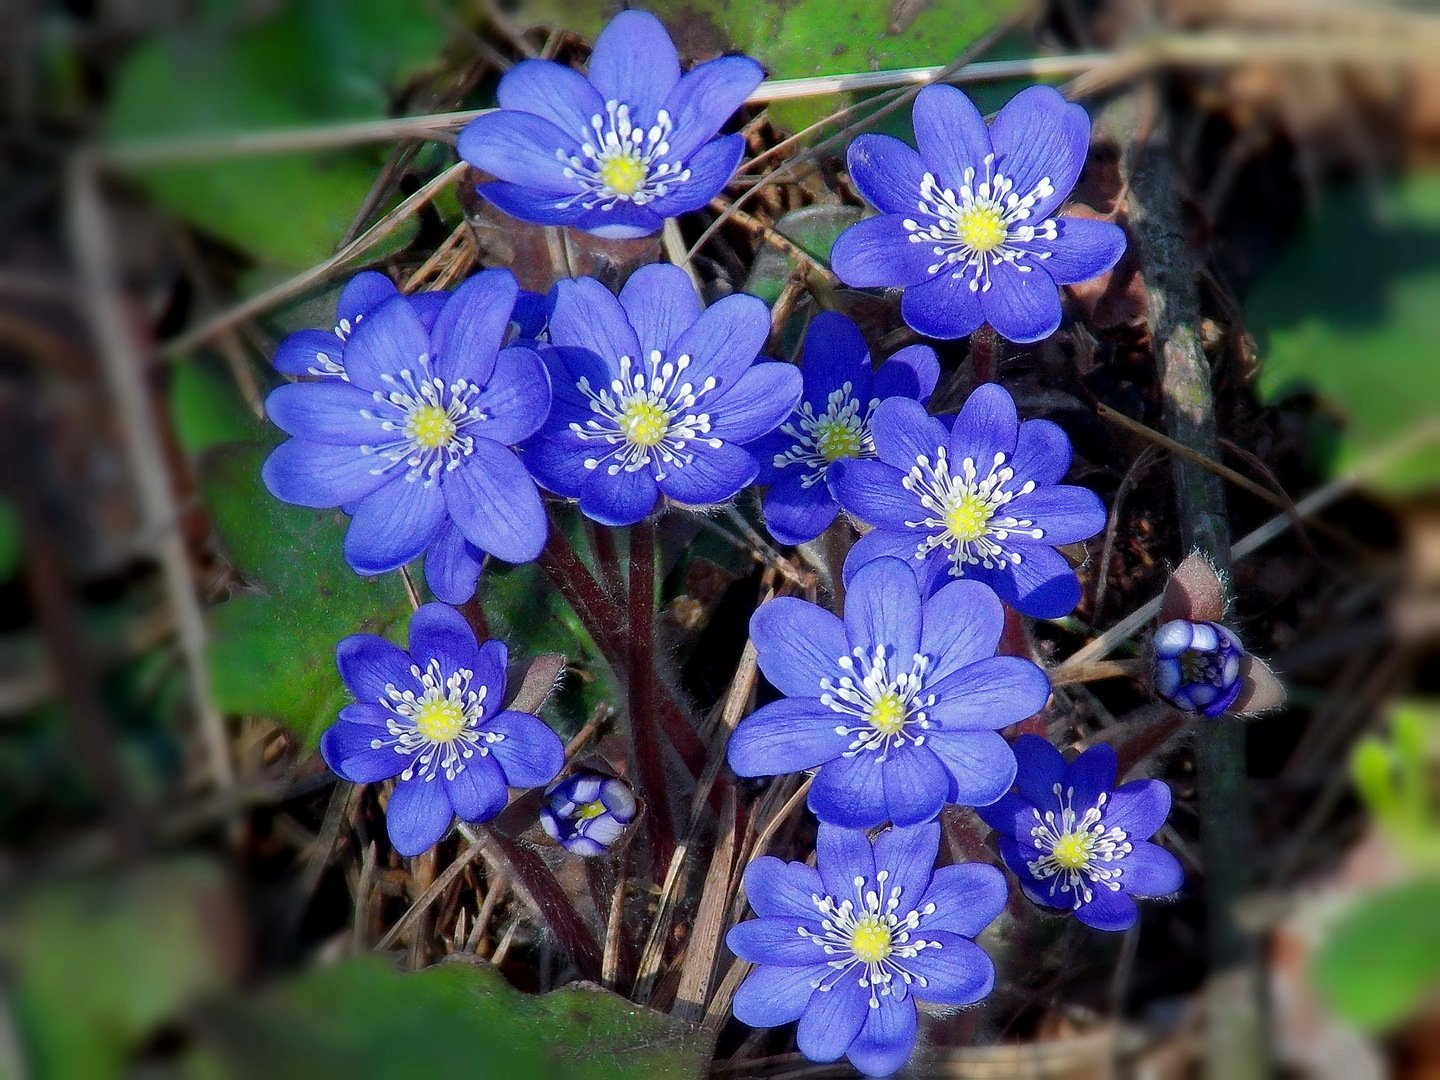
[540, 771, 637, 856]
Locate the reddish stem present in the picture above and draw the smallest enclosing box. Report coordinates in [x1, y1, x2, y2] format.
[628, 519, 677, 875]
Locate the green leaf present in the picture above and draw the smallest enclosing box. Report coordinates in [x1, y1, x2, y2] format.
[190, 956, 705, 1079]
[170, 360, 267, 454]
[742, 203, 862, 304]
[201, 442, 410, 744]
[0, 496, 20, 581]
[1310, 878, 1440, 1032]
[1249, 175, 1440, 495]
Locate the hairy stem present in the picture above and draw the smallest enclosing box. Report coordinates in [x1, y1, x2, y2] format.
[629, 520, 677, 875]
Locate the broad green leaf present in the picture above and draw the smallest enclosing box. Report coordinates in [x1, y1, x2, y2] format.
[0, 496, 19, 581]
[1249, 176, 1440, 495]
[1310, 878, 1440, 1032]
[170, 360, 267, 454]
[742, 203, 862, 304]
[190, 956, 705, 1079]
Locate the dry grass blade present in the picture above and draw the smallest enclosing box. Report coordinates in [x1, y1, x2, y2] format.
[373, 842, 485, 952]
[511, 652, 566, 715]
[672, 786, 737, 1023]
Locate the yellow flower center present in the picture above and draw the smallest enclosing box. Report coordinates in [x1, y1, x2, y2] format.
[576, 799, 608, 821]
[1051, 832, 1094, 872]
[620, 399, 669, 447]
[867, 691, 908, 736]
[849, 915, 893, 963]
[407, 404, 457, 449]
[945, 491, 993, 541]
[814, 417, 862, 462]
[413, 699, 467, 743]
[955, 204, 1007, 253]
[599, 155, 647, 196]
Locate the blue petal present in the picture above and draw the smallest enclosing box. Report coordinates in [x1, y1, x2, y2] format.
[662, 55, 764, 158]
[796, 978, 870, 1063]
[456, 111, 578, 193]
[265, 381, 385, 444]
[342, 295, 432, 394]
[618, 263, 700, 356]
[443, 441, 548, 564]
[644, 134, 746, 215]
[927, 657, 1051, 731]
[762, 471, 840, 547]
[883, 745, 950, 826]
[475, 181, 587, 229]
[337, 270, 399, 325]
[344, 478, 445, 574]
[1008, 485, 1106, 546]
[816, 823, 877, 896]
[905, 932, 995, 1006]
[321, 720, 403, 783]
[979, 260, 1062, 344]
[870, 396, 949, 473]
[1010, 418, 1074, 488]
[579, 464, 659, 526]
[1119, 840, 1184, 897]
[847, 133, 927, 216]
[486, 709, 565, 788]
[1064, 743, 1118, 810]
[845, 994, 917, 1078]
[872, 344, 939, 403]
[919, 579, 1005, 683]
[998, 834, 1059, 907]
[726, 916, 827, 966]
[731, 963, 826, 1028]
[386, 777, 454, 856]
[707, 363, 803, 444]
[1031, 216, 1127, 285]
[656, 442, 756, 506]
[1011, 734, 1066, 808]
[924, 729, 1017, 807]
[749, 596, 848, 698]
[431, 268, 517, 386]
[445, 753, 509, 823]
[800, 311, 872, 405]
[408, 290, 450, 332]
[574, 201, 666, 239]
[510, 289, 553, 340]
[899, 269, 986, 340]
[587, 10, 680, 121]
[975, 790, 1035, 837]
[1105, 779, 1172, 840]
[743, 856, 826, 919]
[949, 383, 1019, 467]
[522, 431, 590, 498]
[968, 541, 1081, 620]
[912, 84, 992, 191]
[338, 702, 390, 727]
[1075, 888, 1138, 932]
[496, 58, 605, 139]
[918, 862, 1008, 939]
[727, 698, 846, 777]
[472, 345, 552, 446]
[840, 528, 927, 587]
[273, 328, 345, 377]
[669, 292, 770, 392]
[828, 458, 919, 528]
[549, 277, 638, 377]
[405, 603, 480, 679]
[845, 556, 922, 659]
[424, 521, 485, 605]
[988, 85, 1090, 220]
[471, 641, 509, 717]
[872, 822, 941, 907]
[808, 753, 888, 828]
[831, 214, 937, 288]
[336, 634, 419, 701]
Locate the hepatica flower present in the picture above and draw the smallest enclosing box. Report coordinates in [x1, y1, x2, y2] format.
[262, 270, 551, 598]
[745, 312, 939, 546]
[729, 557, 1049, 828]
[728, 822, 1005, 1077]
[978, 736, 1182, 931]
[524, 264, 800, 526]
[1153, 619, 1245, 716]
[830, 85, 1127, 343]
[458, 11, 763, 239]
[320, 604, 565, 856]
[539, 771, 637, 856]
[830, 383, 1105, 619]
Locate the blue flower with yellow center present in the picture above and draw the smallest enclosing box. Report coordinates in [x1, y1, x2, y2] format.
[539, 771, 637, 856]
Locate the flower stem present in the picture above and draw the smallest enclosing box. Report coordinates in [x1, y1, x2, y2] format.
[970, 325, 999, 383]
[589, 518, 625, 600]
[629, 519, 678, 876]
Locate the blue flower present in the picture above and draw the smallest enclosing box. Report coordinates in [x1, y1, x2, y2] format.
[262, 269, 553, 599]
[830, 85, 1127, 344]
[1154, 619, 1245, 716]
[744, 312, 939, 546]
[539, 771, 637, 856]
[320, 603, 565, 856]
[829, 382, 1105, 619]
[729, 557, 1049, 828]
[524, 264, 801, 526]
[457, 11, 763, 239]
[977, 736, 1182, 931]
[728, 822, 1005, 1077]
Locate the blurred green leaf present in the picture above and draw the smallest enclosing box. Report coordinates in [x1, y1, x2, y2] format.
[742, 203, 862, 304]
[201, 443, 410, 744]
[1311, 878, 1440, 1032]
[171, 360, 267, 454]
[0, 496, 20, 580]
[191, 956, 705, 1079]
[1249, 176, 1440, 495]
